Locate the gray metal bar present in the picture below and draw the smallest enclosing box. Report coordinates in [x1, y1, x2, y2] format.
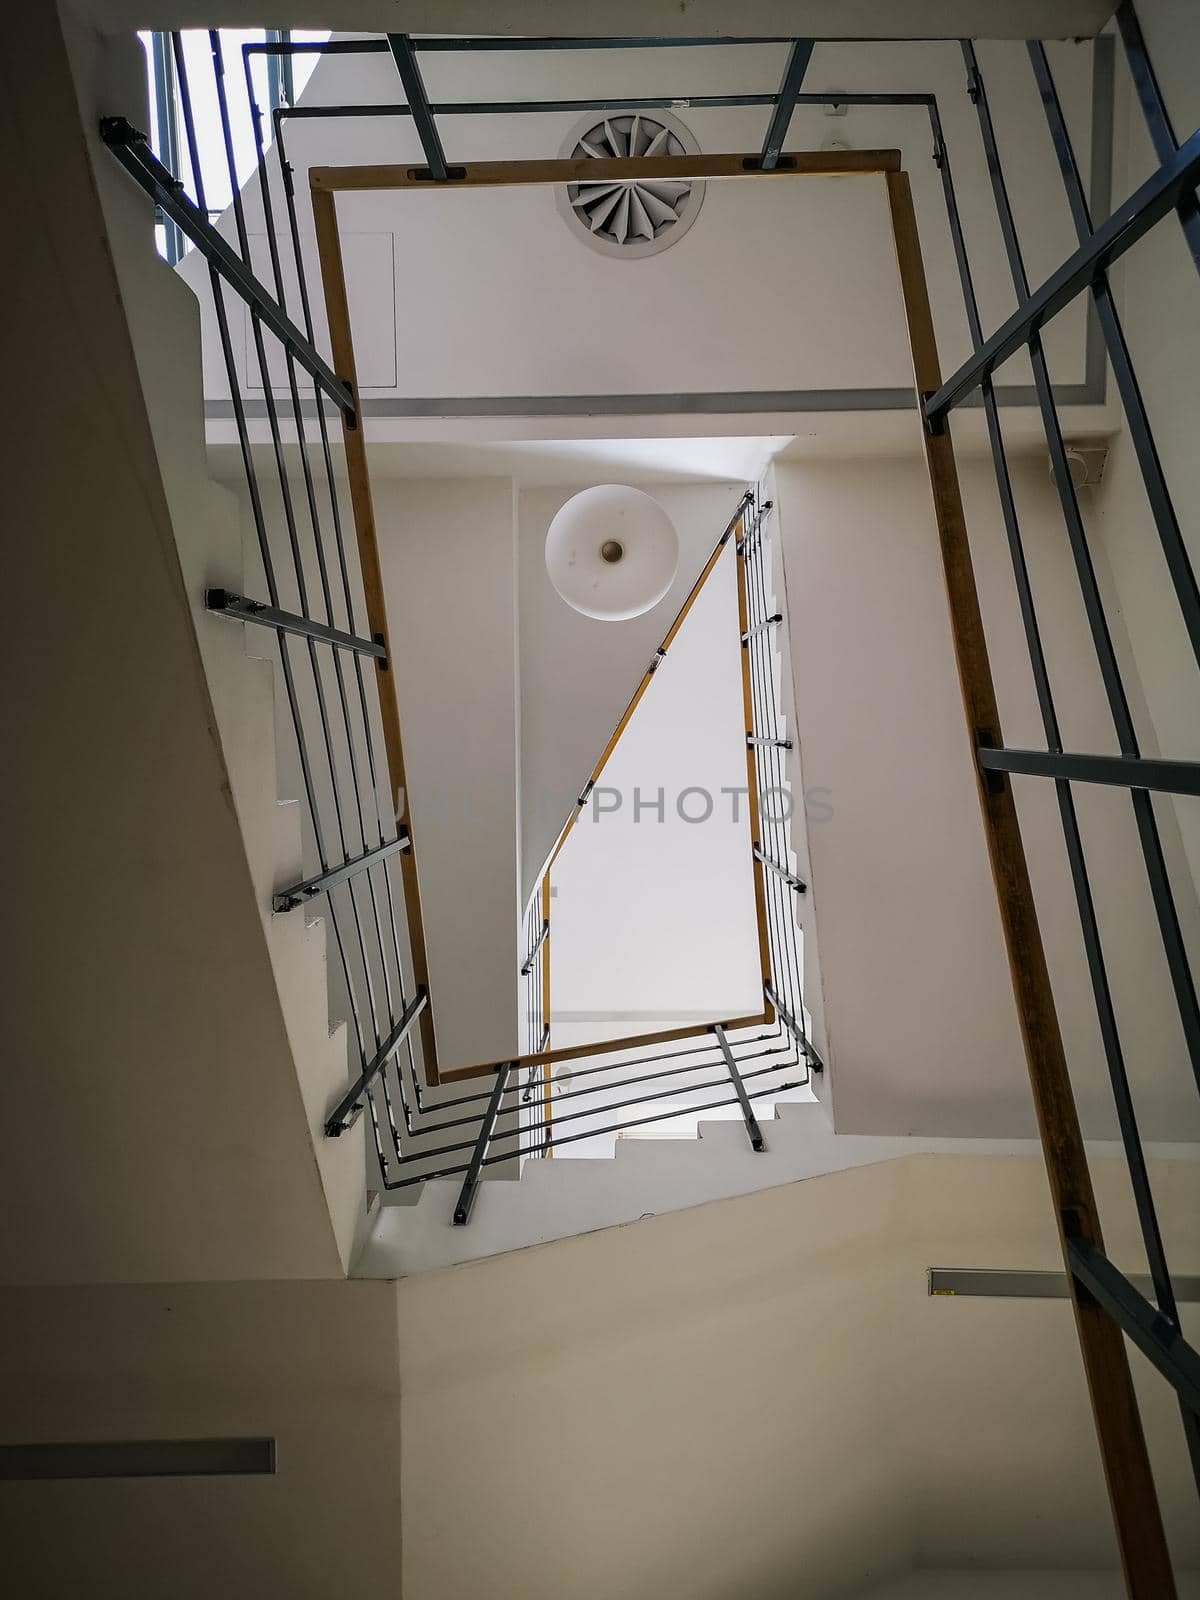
[978, 746, 1200, 797]
[1066, 1235, 1200, 1415]
[765, 979, 822, 1072]
[712, 1025, 766, 1150]
[960, 40, 1200, 1108]
[748, 734, 792, 750]
[1115, 0, 1200, 274]
[0, 1438, 275, 1479]
[520, 919, 549, 978]
[387, 34, 450, 180]
[325, 989, 428, 1136]
[760, 40, 816, 170]
[99, 119, 355, 419]
[742, 612, 783, 643]
[924, 123, 1200, 422]
[273, 832, 411, 914]
[1028, 42, 1200, 672]
[205, 588, 386, 659]
[453, 1062, 511, 1225]
[385, 1077, 805, 1192]
[930, 1267, 1200, 1302]
[754, 844, 806, 893]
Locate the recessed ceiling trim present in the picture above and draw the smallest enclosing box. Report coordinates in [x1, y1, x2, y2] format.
[205, 382, 1098, 421]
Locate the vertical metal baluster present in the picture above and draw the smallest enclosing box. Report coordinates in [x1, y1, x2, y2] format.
[744, 500, 806, 1065]
[453, 1064, 511, 1225]
[1115, 0, 1200, 275]
[932, 62, 1184, 1365]
[1029, 42, 1200, 669]
[713, 1025, 766, 1150]
[240, 51, 413, 1159]
[171, 32, 388, 1174]
[963, 41, 1200, 1104]
[208, 33, 400, 1170]
[272, 103, 428, 1113]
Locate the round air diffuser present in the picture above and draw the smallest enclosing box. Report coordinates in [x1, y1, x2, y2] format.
[557, 111, 705, 258]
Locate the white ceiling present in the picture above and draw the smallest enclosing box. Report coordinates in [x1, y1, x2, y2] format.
[81, 3, 1119, 40]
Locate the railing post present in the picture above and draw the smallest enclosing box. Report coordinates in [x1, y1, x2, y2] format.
[712, 1026, 765, 1151]
[540, 875, 553, 1157]
[453, 1063, 511, 1225]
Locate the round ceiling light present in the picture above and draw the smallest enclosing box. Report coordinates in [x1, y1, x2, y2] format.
[545, 485, 680, 621]
[556, 111, 705, 259]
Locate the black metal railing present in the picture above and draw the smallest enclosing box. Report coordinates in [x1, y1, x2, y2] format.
[103, 31, 429, 1189]
[919, 27, 1200, 1508]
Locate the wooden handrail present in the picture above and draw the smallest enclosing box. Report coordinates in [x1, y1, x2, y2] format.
[311, 184, 440, 1082]
[310, 149, 902, 193]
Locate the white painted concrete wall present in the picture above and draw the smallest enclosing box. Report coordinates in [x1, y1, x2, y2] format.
[375, 477, 521, 1071]
[393, 1152, 1198, 1598]
[0, 5, 362, 1285]
[180, 32, 1104, 445]
[3, 1151, 1194, 1598]
[549, 542, 763, 1039]
[0, 1279, 403, 1598]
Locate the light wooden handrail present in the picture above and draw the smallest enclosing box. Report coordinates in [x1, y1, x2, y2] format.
[311, 185, 440, 1081]
[310, 149, 901, 193]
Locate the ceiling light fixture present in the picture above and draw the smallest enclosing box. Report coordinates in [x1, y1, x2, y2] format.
[545, 485, 680, 621]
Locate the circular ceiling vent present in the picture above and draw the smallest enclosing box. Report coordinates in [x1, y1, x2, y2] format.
[556, 110, 705, 259]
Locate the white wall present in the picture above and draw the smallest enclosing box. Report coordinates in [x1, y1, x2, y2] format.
[182, 32, 1104, 444]
[775, 450, 1200, 1142]
[375, 477, 521, 1071]
[0, 1280, 403, 1599]
[0, 4, 364, 1285]
[3, 1152, 1194, 1596]
[394, 1151, 1198, 1599]
[549, 541, 763, 1037]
